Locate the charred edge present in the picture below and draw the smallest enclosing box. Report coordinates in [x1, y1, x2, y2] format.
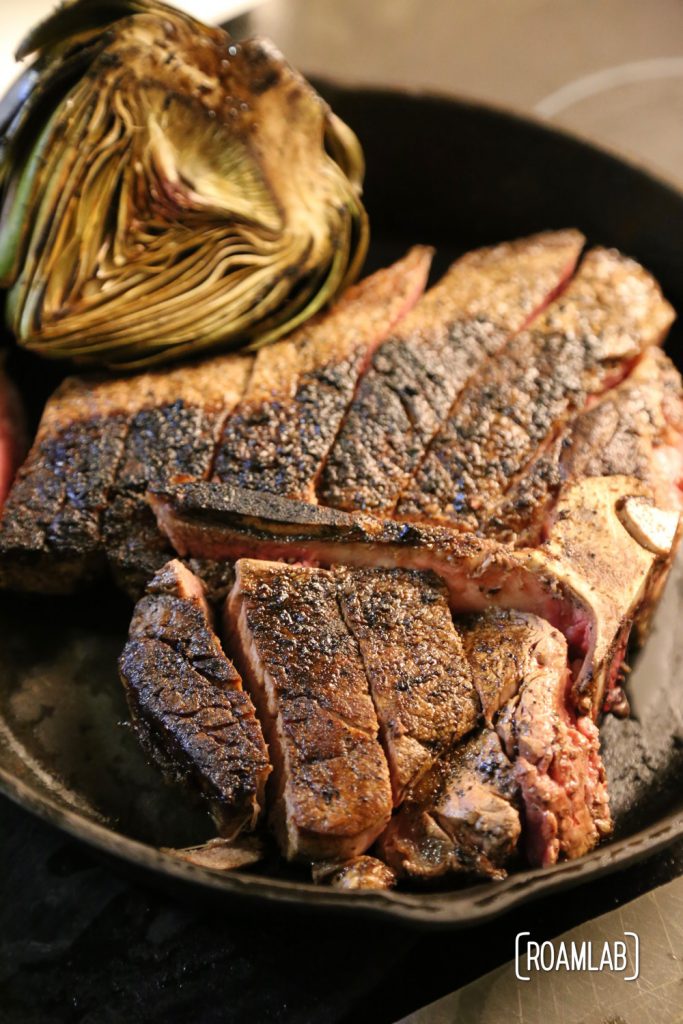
[0, 411, 133, 591]
[148, 481, 448, 548]
[118, 640, 257, 836]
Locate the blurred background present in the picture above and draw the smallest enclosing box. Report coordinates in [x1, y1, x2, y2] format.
[2, 0, 682, 186]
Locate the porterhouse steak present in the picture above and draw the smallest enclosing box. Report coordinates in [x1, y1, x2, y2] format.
[3, 231, 683, 884]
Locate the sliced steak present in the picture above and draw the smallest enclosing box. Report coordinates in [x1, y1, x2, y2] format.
[396, 248, 675, 528]
[102, 356, 252, 594]
[226, 560, 392, 861]
[380, 729, 520, 880]
[119, 559, 270, 839]
[488, 613, 612, 866]
[150, 476, 678, 718]
[335, 567, 480, 803]
[0, 353, 252, 594]
[490, 347, 683, 544]
[0, 376, 131, 592]
[213, 247, 432, 501]
[319, 230, 584, 513]
[381, 611, 559, 881]
[460, 609, 543, 725]
[383, 608, 611, 877]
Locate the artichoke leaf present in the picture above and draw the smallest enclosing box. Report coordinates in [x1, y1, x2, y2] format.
[15, 0, 167, 62]
[0, 0, 368, 366]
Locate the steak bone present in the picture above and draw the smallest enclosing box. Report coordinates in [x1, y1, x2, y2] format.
[148, 476, 679, 719]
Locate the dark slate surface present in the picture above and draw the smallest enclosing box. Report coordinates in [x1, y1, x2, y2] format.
[1, 793, 681, 1024]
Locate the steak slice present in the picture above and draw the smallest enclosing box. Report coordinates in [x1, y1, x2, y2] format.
[149, 475, 679, 719]
[0, 353, 252, 594]
[119, 559, 270, 838]
[335, 567, 480, 803]
[489, 613, 612, 866]
[380, 612, 554, 880]
[102, 356, 253, 594]
[0, 376, 131, 592]
[396, 248, 675, 529]
[319, 230, 584, 513]
[213, 247, 432, 501]
[382, 608, 610, 877]
[226, 559, 392, 861]
[379, 729, 520, 880]
[489, 347, 683, 544]
[460, 609, 542, 726]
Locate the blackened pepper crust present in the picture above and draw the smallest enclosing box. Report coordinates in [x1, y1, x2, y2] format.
[119, 560, 270, 838]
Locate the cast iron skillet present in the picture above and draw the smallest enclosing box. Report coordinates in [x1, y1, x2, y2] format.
[0, 83, 682, 927]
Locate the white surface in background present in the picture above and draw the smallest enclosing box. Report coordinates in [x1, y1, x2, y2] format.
[535, 57, 683, 117]
[0, 0, 260, 95]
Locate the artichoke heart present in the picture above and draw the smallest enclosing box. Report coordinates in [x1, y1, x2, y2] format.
[0, 0, 368, 367]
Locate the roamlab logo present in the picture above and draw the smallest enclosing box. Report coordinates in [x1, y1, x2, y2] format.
[514, 931, 640, 982]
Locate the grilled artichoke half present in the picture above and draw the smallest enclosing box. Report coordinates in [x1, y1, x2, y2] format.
[0, 0, 368, 367]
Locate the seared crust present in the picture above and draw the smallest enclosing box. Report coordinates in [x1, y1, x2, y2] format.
[336, 567, 480, 803]
[103, 400, 228, 594]
[384, 608, 611, 877]
[119, 560, 270, 838]
[489, 347, 683, 543]
[213, 247, 432, 501]
[460, 609, 545, 725]
[226, 560, 392, 862]
[0, 414, 128, 591]
[148, 479, 491, 565]
[102, 355, 253, 593]
[397, 248, 675, 528]
[0, 353, 252, 594]
[379, 729, 520, 880]
[319, 230, 584, 513]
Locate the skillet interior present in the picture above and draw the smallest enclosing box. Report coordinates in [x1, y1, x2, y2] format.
[0, 82, 681, 926]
